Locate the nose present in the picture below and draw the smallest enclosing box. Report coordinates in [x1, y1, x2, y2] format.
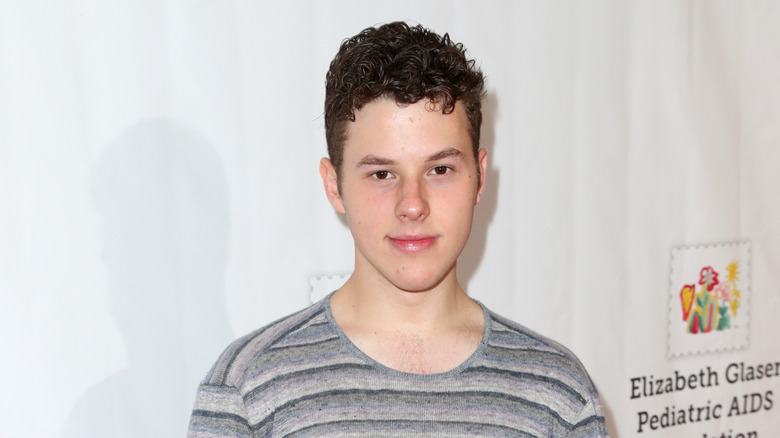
[395, 177, 429, 221]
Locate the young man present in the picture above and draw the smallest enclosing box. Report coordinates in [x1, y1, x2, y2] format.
[189, 22, 609, 437]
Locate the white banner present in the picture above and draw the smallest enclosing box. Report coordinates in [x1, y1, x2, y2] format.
[2, 1, 778, 437]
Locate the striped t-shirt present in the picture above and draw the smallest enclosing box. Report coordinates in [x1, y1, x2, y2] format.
[188, 296, 609, 437]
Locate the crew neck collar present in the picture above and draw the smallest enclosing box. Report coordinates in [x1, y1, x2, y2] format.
[322, 291, 492, 379]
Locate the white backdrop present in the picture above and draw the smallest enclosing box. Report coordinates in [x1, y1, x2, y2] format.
[2, 1, 779, 437]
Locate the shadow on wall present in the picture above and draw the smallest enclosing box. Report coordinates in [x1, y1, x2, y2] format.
[61, 119, 233, 437]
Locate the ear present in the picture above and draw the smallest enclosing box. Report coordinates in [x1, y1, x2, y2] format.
[319, 157, 346, 214]
[475, 148, 488, 205]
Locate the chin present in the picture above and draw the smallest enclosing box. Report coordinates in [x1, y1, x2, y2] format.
[387, 270, 451, 293]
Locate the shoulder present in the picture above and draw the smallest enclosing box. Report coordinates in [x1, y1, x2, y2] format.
[483, 308, 600, 401]
[480, 308, 608, 434]
[465, 306, 609, 435]
[487, 309, 580, 359]
[200, 299, 331, 389]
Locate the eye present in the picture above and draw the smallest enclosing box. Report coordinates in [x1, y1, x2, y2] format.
[429, 165, 451, 176]
[371, 170, 392, 180]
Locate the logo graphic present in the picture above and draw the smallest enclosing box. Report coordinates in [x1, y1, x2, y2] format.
[668, 241, 750, 358]
[679, 263, 742, 334]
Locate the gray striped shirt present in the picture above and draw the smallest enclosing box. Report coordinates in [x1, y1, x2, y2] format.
[188, 297, 609, 437]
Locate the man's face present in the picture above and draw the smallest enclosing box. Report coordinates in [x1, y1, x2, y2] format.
[320, 97, 487, 293]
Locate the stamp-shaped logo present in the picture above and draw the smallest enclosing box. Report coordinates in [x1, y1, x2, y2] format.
[668, 241, 750, 358]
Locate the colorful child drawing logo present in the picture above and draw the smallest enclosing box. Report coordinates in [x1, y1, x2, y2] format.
[669, 241, 749, 357]
[679, 262, 742, 334]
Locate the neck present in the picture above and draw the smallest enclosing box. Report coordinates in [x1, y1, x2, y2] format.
[331, 267, 476, 333]
[329, 267, 485, 375]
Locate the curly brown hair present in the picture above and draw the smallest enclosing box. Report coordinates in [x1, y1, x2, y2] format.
[324, 22, 485, 174]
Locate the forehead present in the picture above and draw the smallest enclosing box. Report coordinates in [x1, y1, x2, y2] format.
[343, 98, 471, 161]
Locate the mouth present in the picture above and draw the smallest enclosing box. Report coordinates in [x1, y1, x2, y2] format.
[388, 235, 437, 254]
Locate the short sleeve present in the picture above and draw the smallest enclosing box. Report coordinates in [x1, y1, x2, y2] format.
[188, 382, 254, 437]
[564, 394, 610, 438]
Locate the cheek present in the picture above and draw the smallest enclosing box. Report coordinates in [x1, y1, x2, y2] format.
[434, 188, 477, 212]
[344, 199, 385, 234]
[438, 193, 477, 232]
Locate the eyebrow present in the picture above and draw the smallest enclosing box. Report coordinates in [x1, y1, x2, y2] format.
[425, 147, 464, 162]
[356, 147, 465, 168]
[356, 155, 396, 167]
